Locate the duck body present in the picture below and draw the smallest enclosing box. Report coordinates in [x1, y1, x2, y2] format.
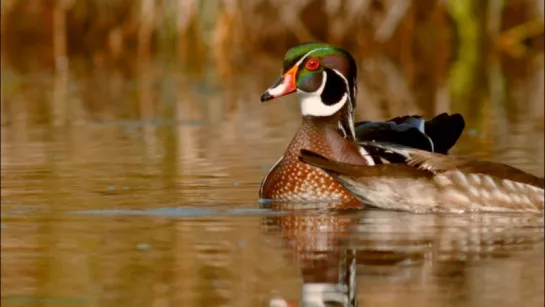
[259, 112, 465, 206]
[298, 143, 545, 213]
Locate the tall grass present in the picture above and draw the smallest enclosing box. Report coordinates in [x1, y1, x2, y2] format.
[1, 0, 543, 73]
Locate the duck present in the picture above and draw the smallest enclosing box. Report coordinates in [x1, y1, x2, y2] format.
[259, 42, 465, 207]
[297, 142, 544, 213]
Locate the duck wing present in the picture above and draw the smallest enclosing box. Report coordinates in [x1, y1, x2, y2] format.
[354, 113, 465, 154]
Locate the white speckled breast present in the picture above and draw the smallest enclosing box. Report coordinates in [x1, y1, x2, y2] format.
[263, 155, 352, 202]
[259, 116, 367, 206]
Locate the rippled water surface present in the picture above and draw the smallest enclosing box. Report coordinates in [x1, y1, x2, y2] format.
[1, 57, 544, 307]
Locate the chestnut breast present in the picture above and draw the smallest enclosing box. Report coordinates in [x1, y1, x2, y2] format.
[260, 121, 368, 203]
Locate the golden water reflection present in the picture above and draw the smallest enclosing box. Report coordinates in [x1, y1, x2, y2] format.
[1, 56, 544, 306]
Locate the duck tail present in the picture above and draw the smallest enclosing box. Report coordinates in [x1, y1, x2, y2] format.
[425, 113, 465, 154]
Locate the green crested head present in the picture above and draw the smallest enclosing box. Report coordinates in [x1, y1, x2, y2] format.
[260, 42, 358, 138]
[281, 42, 335, 73]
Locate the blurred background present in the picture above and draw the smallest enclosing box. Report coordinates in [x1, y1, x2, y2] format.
[1, 1, 544, 307]
[1, 0, 544, 163]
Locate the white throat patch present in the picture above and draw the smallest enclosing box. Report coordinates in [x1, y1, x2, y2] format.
[299, 71, 348, 117]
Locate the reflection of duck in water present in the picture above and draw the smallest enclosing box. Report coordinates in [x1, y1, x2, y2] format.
[259, 42, 465, 209]
[264, 208, 543, 307]
[263, 208, 359, 307]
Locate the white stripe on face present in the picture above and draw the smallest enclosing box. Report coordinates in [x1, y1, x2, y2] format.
[293, 47, 330, 69]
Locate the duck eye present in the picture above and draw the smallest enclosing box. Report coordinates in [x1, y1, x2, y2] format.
[305, 59, 320, 70]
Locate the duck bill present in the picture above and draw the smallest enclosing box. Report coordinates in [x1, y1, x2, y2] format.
[260, 66, 298, 102]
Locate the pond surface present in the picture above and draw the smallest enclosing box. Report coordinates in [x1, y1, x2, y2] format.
[1, 56, 544, 307]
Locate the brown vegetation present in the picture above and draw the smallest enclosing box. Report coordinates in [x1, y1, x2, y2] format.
[1, 0, 543, 73]
[1, 0, 543, 150]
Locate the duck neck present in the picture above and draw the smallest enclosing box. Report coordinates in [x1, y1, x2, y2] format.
[284, 110, 352, 158]
[303, 113, 342, 126]
[299, 100, 356, 141]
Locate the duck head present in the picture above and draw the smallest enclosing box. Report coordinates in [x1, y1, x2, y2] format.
[261, 42, 358, 139]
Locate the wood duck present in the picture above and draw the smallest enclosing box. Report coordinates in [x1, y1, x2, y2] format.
[259, 42, 465, 207]
[298, 143, 544, 213]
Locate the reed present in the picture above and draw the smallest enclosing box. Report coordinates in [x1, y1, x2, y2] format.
[1, 0, 543, 73]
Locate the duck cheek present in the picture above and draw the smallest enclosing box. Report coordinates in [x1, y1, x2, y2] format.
[320, 69, 348, 106]
[297, 73, 323, 93]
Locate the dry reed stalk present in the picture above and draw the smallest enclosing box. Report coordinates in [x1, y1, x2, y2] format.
[0, 82, 6, 127]
[498, 18, 544, 58]
[177, 0, 194, 61]
[138, 0, 156, 61]
[374, 0, 410, 42]
[51, 0, 74, 126]
[487, 0, 504, 40]
[176, 0, 209, 72]
[431, 2, 449, 81]
[0, 0, 16, 41]
[108, 27, 125, 60]
[397, 2, 415, 89]
[0, 0, 542, 88]
[212, 6, 238, 79]
[52, 0, 71, 72]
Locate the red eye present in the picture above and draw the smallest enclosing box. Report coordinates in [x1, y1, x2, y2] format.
[305, 59, 320, 70]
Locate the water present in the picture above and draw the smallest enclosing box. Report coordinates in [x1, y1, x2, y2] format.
[1, 56, 544, 307]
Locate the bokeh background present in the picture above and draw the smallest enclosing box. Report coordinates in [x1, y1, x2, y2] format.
[1, 1, 544, 307]
[1, 0, 544, 164]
